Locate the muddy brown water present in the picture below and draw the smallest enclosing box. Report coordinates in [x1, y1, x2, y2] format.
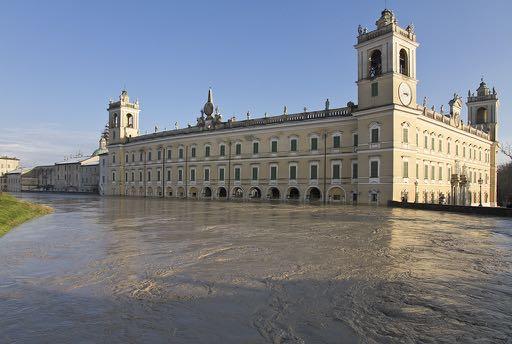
[1, 193, 511, 343]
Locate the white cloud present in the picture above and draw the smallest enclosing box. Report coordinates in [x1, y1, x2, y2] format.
[0, 123, 100, 167]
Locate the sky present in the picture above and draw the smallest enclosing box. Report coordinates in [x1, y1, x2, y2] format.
[1, 0, 511, 166]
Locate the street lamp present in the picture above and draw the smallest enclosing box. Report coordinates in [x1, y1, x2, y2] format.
[478, 177, 483, 207]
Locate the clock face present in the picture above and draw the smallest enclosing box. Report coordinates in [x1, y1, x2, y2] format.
[398, 82, 412, 106]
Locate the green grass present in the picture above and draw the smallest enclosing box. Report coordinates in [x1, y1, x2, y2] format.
[0, 193, 53, 237]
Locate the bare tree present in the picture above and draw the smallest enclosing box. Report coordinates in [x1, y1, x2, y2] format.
[500, 142, 512, 160]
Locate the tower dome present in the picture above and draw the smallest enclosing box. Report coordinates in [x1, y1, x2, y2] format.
[203, 88, 214, 117]
[476, 78, 490, 97]
[376, 9, 396, 29]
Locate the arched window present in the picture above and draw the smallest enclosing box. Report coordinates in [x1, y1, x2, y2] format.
[368, 50, 382, 78]
[127, 114, 134, 128]
[399, 49, 409, 76]
[112, 113, 119, 127]
[476, 107, 488, 124]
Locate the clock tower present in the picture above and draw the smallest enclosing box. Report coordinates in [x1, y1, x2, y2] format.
[355, 9, 419, 110]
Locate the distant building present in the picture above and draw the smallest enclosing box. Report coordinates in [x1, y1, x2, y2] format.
[0, 156, 19, 176]
[102, 9, 499, 206]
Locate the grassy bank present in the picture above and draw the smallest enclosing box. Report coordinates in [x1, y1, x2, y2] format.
[0, 193, 53, 237]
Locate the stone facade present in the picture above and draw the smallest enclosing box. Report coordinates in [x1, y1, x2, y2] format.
[100, 9, 498, 206]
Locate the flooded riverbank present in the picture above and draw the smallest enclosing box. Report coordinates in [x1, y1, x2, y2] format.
[1, 193, 511, 343]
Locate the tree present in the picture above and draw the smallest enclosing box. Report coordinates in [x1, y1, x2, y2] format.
[500, 142, 512, 160]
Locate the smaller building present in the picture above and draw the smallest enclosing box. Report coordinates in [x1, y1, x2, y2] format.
[0, 156, 19, 176]
[4, 168, 36, 192]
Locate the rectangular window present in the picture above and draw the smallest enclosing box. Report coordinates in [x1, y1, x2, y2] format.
[271, 141, 278, 153]
[403, 161, 409, 178]
[167, 170, 171, 181]
[125, 154, 128, 163]
[190, 169, 196, 181]
[371, 128, 379, 143]
[147, 170, 151, 181]
[447, 142, 451, 154]
[179, 148, 184, 159]
[157, 170, 161, 182]
[191, 147, 196, 158]
[112, 155, 116, 164]
[310, 164, 318, 180]
[131, 172, 134, 182]
[456, 145, 459, 156]
[157, 150, 161, 160]
[112, 172, 116, 181]
[416, 132, 419, 146]
[352, 163, 358, 179]
[234, 167, 241, 181]
[148, 152, 152, 161]
[219, 168, 225, 181]
[220, 145, 226, 157]
[463, 147, 466, 158]
[270, 166, 277, 180]
[332, 163, 341, 179]
[311, 137, 318, 151]
[402, 128, 408, 143]
[353, 134, 358, 147]
[205, 146, 210, 157]
[290, 139, 298, 152]
[431, 138, 435, 151]
[333, 135, 341, 148]
[235, 143, 242, 155]
[139, 171, 142, 182]
[289, 165, 297, 180]
[253, 142, 259, 154]
[140, 152, 143, 162]
[439, 167, 443, 180]
[438, 140, 442, 152]
[125, 172, 128, 181]
[204, 168, 210, 181]
[167, 149, 172, 160]
[252, 167, 258, 181]
[424, 136, 428, 149]
[178, 169, 183, 181]
[371, 82, 378, 97]
[431, 166, 435, 180]
[370, 161, 379, 178]
[416, 163, 419, 179]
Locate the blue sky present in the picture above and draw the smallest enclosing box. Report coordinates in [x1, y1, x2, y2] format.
[1, 0, 511, 166]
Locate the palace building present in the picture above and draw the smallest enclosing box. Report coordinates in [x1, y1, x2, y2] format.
[102, 9, 499, 206]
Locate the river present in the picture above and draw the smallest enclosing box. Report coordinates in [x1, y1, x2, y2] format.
[1, 193, 511, 343]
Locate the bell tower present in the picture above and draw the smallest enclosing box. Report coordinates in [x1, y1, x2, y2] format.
[108, 89, 140, 144]
[467, 79, 499, 141]
[355, 9, 419, 110]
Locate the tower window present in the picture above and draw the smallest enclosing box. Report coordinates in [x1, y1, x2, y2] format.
[127, 114, 134, 128]
[113, 113, 119, 127]
[368, 50, 382, 78]
[476, 107, 488, 124]
[371, 82, 378, 97]
[399, 49, 409, 76]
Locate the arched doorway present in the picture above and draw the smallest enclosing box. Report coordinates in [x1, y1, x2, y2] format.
[232, 187, 244, 199]
[307, 187, 321, 202]
[157, 187, 162, 197]
[249, 187, 261, 199]
[268, 187, 280, 200]
[139, 187, 144, 196]
[328, 187, 346, 203]
[131, 187, 136, 196]
[177, 187, 185, 198]
[147, 187, 153, 197]
[189, 187, 198, 198]
[287, 187, 300, 200]
[166, 187, 173, 197]
[203, 187, 212, 199]
[218, 187, 227, 198]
